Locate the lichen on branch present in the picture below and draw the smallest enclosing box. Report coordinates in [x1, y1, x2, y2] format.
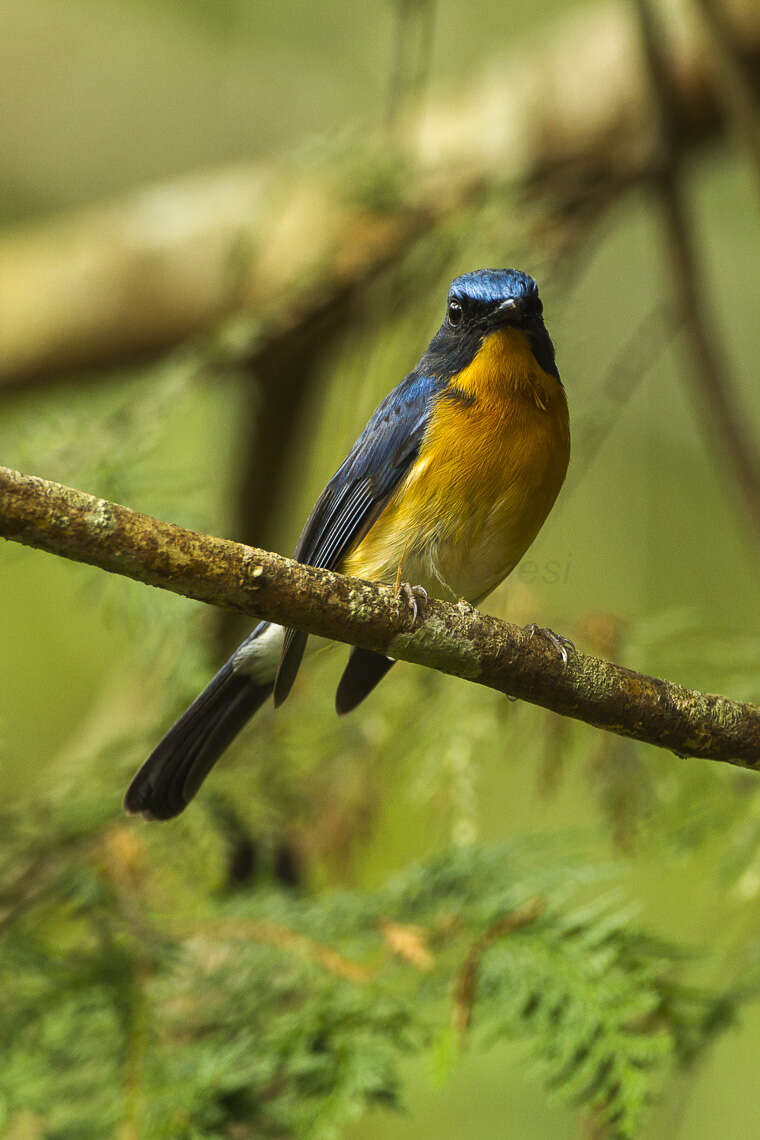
[1, 463, 759, 768]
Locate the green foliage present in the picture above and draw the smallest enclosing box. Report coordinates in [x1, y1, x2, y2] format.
[2, 141, 760, 1140]
[0, 814, 751, 1139]
[3, 302, 760, 1137]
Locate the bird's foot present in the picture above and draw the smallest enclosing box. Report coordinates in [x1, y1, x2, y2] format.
[396, 581, 428, 624]
[524, 623, 575, 667]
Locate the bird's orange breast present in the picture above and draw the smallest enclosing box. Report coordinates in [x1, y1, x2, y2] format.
[342, 327, 570, 602]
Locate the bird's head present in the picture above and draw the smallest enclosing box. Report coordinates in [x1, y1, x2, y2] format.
[447, 268, 543, 331]
[421, 268, 559, 381]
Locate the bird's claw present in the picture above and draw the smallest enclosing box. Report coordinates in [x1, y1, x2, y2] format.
[396, 581, 428, 624]
[524, 623, 575, 667]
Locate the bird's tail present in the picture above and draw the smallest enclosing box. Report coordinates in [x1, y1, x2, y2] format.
[124, 626, 275, 820]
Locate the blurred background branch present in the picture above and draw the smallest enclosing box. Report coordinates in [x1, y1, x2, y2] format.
[636, 0, 760, 546]
[2, 0, 759, 392]
[694, 0, 760, 195]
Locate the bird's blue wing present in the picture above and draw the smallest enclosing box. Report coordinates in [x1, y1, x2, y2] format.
[274, 371, 441, 705]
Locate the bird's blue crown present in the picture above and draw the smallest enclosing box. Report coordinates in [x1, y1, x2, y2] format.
[449, 268, 538, 305]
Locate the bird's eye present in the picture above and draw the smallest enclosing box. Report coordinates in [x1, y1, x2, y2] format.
[448, 298, 463, 326]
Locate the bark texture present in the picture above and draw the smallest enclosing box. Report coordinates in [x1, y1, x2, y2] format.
[2, 464, 759, 769]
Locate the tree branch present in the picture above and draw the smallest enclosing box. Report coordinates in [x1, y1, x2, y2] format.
[1, 463, 759, 769]
[694, 0, 760, 198]
[636, 0, 760, 546]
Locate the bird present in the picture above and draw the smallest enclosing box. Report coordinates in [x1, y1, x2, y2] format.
[124, 268, 570, 821]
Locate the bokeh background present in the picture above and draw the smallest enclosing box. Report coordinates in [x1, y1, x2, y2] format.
[2, 0, 760, 1137]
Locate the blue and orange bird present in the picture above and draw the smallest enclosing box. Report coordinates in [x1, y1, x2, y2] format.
[125, 268, 570, 820]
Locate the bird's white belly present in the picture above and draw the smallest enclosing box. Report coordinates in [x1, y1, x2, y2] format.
[232, 621, 284, 681]
[402, 517, 517, 604]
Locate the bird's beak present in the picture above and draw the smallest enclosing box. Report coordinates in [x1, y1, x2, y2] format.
[491, 297, 522, 327]
[493, 296, 541, 329]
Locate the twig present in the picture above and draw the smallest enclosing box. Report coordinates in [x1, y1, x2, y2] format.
[386, 0, 436, 142]
[636, 0, 760, 546]
[0, 832, 95, 933]
[694, 0, 760, 198]
[216, 281, 361, 652]
[186, 918, 371, 983]
[2, 464, 759, 768]
[453, 899, 545, 1036]
[571, 301, 679, 480]
[229, 279, 364, 553]
[379, 919, 435, 970]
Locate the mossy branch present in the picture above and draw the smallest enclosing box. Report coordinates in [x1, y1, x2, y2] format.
[1, 463, 759, 769]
